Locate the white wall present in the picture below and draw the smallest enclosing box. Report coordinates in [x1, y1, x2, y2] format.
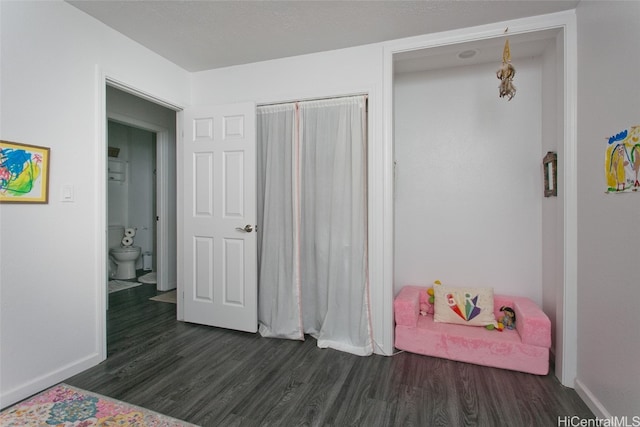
[393, 58, 543, 304]
[0, 0, 189, 407]
[191, 45, 382, 106]
[108, 123, 129, 228]
[575, 1, 640, 418]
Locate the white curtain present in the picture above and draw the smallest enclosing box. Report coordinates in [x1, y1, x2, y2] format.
[257, 96, 372, 356]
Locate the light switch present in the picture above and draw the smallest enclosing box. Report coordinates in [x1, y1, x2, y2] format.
[62, 185, 74, 202]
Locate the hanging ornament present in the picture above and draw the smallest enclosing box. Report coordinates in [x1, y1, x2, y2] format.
[497, 29, 516, 101]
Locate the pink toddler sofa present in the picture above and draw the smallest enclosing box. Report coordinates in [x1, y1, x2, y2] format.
[394, 285, 551, 375]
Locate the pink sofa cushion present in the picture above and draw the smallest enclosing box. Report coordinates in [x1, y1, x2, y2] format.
[395, 319, 550, 375]
[394, 285, 426, 326]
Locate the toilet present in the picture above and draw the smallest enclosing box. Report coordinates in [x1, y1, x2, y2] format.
[108, 225, 141, 280]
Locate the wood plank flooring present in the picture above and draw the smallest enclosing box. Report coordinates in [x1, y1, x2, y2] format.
[66, 284, 593, 426]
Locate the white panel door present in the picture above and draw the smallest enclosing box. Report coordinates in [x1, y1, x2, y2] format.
[183, 102, 257, 333]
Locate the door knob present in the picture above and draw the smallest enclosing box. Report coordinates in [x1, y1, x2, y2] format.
[235, 224, 253, 233]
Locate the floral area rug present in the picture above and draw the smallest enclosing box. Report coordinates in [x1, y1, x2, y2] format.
[0, 383, 198, 426]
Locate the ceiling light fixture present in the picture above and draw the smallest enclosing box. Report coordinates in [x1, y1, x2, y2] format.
[457, 49, 478, 59]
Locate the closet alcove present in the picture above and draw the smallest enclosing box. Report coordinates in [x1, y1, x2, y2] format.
[392, 28, 564, 358]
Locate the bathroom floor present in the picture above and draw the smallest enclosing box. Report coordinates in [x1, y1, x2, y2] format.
[109, 269, 149, 283]
[108, 269, 149, 293]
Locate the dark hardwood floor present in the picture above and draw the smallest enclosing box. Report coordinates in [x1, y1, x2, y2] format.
[66, 284, 593, 426]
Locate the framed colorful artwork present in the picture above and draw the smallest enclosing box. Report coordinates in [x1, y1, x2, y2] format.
[0, 140, 50, 203]
[605, 126, 640, 194]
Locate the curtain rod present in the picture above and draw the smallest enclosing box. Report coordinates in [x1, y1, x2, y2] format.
[257, 93, 368, 108]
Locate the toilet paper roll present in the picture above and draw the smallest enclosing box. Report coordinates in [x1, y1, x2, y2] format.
[124, 228, 136, 237]
[121, 236, 133, 246]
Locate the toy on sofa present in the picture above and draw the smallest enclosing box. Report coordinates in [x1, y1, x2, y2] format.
[420, 280, 441, 316]
[419, 287, 433, 316]
[419, 301, 429, 316]
[500, 306, 516, 329]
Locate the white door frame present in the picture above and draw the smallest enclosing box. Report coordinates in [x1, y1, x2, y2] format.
[382, 10, 578, 387]
[96, 72, 183, 359]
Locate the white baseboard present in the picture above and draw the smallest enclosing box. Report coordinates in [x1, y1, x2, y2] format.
[575, 378, 611, 419]
[0, 353, 102, 410]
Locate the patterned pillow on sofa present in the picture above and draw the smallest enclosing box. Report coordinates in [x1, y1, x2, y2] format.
[433, 285, 498, 327]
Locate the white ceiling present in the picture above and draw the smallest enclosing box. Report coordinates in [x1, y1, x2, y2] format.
[67, 0, 579, 73]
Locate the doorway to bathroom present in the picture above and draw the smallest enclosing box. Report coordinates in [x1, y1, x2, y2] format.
[106, 85, 178, 297]
[107, 120, 156, 284]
